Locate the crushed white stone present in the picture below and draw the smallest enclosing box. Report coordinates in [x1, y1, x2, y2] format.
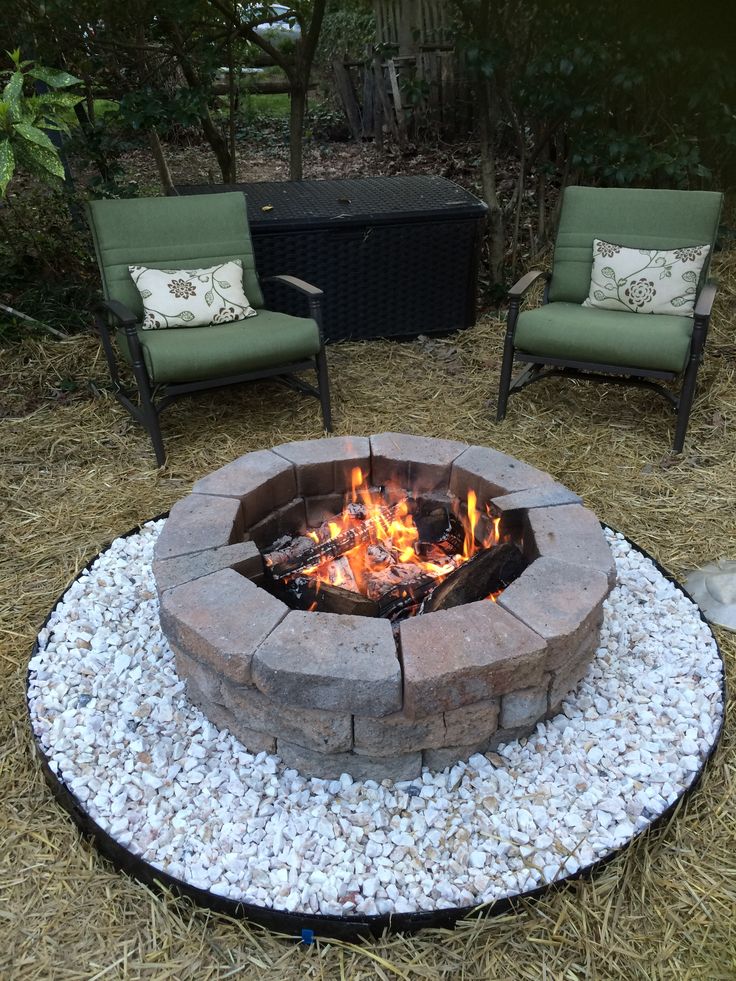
[27, 522, 724, 919]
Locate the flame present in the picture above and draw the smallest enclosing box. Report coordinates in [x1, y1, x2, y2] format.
[293, 474, 504, 613]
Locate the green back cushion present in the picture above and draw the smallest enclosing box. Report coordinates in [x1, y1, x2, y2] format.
[549, 186, 723, 304]
[86, 192, 264, 316]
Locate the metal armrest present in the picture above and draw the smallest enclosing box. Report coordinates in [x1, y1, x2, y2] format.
[508, 270, 547, 301]
[264, 274, 324, 298]
[96, 298, 139, 327]
[694, 282, 717, 321]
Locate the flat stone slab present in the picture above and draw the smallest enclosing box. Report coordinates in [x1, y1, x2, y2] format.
[491, 484, 582, 513]
[683, 560, 736, 632]
[525, 503, 617, 587]
[154, 494, 244, 561]
[160, 568, 288, 685]
[399, 601, 547, 718]
[153, 540, 262, 595]
[273, 436, 371, 496]
[252, 611, 402, 717]
[192, 449, 297, 527]
[498, 556, 610, 672]
[370, 432, 467, 493]
[449, 445, 553, 501]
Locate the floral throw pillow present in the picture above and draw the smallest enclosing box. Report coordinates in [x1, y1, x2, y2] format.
[582, 240, 710, 317]
[129, 259, 258, 330]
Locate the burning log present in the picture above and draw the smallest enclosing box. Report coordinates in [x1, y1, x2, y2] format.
[423, 542, 528, 613]
[264, 501, 407, 578]
[365, 561, 427, 601]
[323, 556, 359, 592]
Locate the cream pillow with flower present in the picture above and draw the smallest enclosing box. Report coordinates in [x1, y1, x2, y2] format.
[583, 239, 710, 317]
[129, 259, 257, 329]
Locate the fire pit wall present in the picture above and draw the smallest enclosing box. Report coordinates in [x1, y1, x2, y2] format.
[154, 435, 616, 781]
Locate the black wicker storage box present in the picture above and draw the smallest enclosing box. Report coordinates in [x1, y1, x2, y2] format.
[173, 176, 487, 343]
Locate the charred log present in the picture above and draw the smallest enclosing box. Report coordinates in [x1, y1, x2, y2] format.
[423, 542, 528, 613]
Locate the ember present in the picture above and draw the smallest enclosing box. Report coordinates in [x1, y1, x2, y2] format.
[264, 468, 526, 620]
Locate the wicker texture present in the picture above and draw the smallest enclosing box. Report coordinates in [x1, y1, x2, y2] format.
[175, 177, 487, 342]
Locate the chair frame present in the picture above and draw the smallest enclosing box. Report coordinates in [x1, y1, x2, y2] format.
[93, 274, 332, 467]
[496, 270, 718, 453]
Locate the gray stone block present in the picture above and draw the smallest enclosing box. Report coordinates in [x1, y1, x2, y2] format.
[153, 540, 262, 595]
[548, 649, 594, 707]
[370, 432, 467, 494]
[221, 678, 353, 753]
[277, 740, 422, 782]
[486, 724, 535, 751]
[160, 568, 288, 685]
[273, 436, 371, 496]
[154, 494, 244, 561]
[252, 611, 402, 717]
[247, 498, 306, 550]
[305, 494, 346, 526]
[499, 685, 548, 729]
[192, 449, 297, 527]
[491, 484, 582, 514]
[525, 504, 617, 587]
[498, 555, 609, 672]
[449, 445, 553, 502]
[399, 601, 547, 718]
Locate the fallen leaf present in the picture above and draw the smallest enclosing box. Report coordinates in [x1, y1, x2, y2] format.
[261, 204, 274, 212]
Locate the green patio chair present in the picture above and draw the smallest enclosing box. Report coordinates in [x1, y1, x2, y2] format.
[496, 186, 723, 451]
[87, 192, 332, 466]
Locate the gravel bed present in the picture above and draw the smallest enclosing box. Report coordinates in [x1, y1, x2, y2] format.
[27, 522, 723, 918]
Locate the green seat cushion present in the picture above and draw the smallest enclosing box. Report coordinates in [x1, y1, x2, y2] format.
[119, 310, 321, 385]
[514, 303, 693, 373]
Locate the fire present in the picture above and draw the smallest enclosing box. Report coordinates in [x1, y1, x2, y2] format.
[296, 467, 502, 608]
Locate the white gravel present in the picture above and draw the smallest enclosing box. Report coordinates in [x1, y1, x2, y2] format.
[27, 521, 723, 918]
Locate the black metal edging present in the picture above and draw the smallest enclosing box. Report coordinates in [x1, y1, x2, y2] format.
[26, 518, 727, 942]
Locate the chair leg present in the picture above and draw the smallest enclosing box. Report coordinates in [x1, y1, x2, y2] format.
[673, 360, 699, 454]
[131, 359, 166, 467]
[316, 348, 333, 432]
[496, 306, 519, 422]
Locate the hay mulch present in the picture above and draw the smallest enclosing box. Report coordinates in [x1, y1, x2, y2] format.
[2, 249, 736, 980]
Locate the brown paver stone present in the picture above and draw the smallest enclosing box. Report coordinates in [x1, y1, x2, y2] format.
[160, 568, 288, 685]
[449, 445, 552, 502]
[153, 540, 262, 595]
[192, 449, 297, 527]
[277, 740, 422, 782]
[353, 710, 446, 755]
[525, 504, 617, 587]
[443, 698, 500, 747]
[399, 601, 547, 718]
[548, 648, 595, 707]
[487, 724, 535, 751]
[370, 432, 467, 493]
[252, 611, 402, 717]
[174, 646, 223, 702]
[221, 678, 353, 753]
[154, 494, 244, 561]
[498, 556, 609, 671]
[273, 436, 371, 496]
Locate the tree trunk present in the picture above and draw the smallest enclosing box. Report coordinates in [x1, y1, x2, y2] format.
[289, 83, 306, 180]
[478, 80, 504, 287]
[148, 127, 176, 195]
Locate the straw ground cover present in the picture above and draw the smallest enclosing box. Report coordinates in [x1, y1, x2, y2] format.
[2, 248, 735, 979]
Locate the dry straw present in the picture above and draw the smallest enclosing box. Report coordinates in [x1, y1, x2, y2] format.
[2, 247, 735, 980]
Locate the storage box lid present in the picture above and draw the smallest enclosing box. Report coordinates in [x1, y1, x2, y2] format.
[174, 176, 487, 231]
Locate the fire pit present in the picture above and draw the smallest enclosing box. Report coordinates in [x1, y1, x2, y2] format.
[154, 434, 616, 780]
